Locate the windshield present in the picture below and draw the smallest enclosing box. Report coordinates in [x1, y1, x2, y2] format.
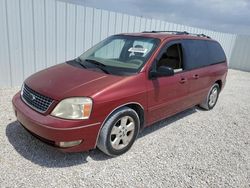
[78, 35, 160, 75]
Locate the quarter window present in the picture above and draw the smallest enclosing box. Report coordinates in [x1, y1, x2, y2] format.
[206, 41, 226, 64]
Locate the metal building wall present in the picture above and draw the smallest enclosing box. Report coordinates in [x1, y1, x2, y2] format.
[0, 0, 237, 87]
[229, 35, 250, 71]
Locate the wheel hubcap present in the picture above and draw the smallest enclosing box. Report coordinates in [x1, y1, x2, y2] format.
[110, 116, 135, 150]
[208, 87, 218, 107]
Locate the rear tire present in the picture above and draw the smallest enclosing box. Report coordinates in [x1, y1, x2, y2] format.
[97, 107, 140, 156]
[199, 83, 220, 110]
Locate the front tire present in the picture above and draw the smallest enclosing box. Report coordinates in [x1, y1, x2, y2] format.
[97, 107, 140, 156]
[199, 83, 220, 110]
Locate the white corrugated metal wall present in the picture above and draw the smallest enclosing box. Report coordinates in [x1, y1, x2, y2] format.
[0, 0, 239, 87]
[229, 35, 250, 72]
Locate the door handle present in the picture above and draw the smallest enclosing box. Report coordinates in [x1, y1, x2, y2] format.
[179, 77, 187, 84]
[193, 74, 199, 79]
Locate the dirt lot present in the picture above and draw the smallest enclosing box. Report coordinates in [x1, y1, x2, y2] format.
[0, 69, 249, 187]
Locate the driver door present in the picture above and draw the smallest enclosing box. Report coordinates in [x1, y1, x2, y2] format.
[146, 41, 190, 125]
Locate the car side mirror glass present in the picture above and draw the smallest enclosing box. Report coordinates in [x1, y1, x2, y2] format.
[150, 65, 174, 78]
[157, 66, 174, 77]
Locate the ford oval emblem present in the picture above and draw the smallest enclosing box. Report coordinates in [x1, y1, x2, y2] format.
[30, 93, 36, 101]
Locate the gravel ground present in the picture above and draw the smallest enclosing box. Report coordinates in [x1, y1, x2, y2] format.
[0, 69, 249, 187]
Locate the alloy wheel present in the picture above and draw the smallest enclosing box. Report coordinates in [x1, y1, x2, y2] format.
[110, 116, 135, 150]
[208, 87, 218, 107]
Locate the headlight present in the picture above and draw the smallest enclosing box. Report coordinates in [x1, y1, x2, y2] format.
[51, 97, 92, 120]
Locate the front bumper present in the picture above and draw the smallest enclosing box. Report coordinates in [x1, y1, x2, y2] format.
[12, 92, 101, 152]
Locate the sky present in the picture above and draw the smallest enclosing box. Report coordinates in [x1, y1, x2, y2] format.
[68, 0, 250, 35]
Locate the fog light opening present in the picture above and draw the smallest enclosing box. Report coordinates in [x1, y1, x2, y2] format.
[58, 140, 82, 148]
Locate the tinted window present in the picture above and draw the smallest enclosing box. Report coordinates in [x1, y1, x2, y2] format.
[182, 40, 209, 70]
[206, 41, 226, 64]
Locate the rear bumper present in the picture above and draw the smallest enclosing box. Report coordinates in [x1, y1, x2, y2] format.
[12, 92, 101, 152]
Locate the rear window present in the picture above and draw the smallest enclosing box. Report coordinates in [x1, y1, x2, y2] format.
[182, 39, 226, 70]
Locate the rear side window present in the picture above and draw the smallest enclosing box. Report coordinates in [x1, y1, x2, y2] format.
[182, 39, 226, 70]
[182, 40, 209, 70]
[206, 41, 226, 64]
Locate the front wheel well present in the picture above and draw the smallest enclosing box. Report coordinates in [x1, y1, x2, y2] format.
[126, 104, 145, 130]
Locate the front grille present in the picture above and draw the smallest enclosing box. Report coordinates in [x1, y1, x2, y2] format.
[21, 84, 54, 113]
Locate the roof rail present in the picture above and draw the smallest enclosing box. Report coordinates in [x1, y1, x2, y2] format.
[141, 31, 211, 39]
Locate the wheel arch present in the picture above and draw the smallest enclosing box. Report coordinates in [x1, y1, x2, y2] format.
[126, 103, 145, 130]
[215, 80, 222, 90]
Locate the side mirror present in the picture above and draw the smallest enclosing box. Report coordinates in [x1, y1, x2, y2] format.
[149, 66, 174, 78]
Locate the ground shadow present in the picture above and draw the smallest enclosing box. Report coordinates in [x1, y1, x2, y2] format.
[5, 121, 112, 168]
[138, 107, 197, 138]
[6, 107, 198, 168]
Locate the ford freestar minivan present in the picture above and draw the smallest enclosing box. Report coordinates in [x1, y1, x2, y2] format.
[12, 31, 228, 156]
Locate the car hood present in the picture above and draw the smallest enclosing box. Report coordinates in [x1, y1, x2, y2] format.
[25, 63, 125, 100]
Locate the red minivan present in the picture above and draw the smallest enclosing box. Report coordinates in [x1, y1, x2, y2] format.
[12, 31, 228, 156]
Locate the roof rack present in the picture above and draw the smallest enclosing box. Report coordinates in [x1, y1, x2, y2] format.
[141, 31, 211, 39]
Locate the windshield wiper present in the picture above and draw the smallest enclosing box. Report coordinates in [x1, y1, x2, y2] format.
[75, 57, 87, 68]
[84, 59, 110, 74]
